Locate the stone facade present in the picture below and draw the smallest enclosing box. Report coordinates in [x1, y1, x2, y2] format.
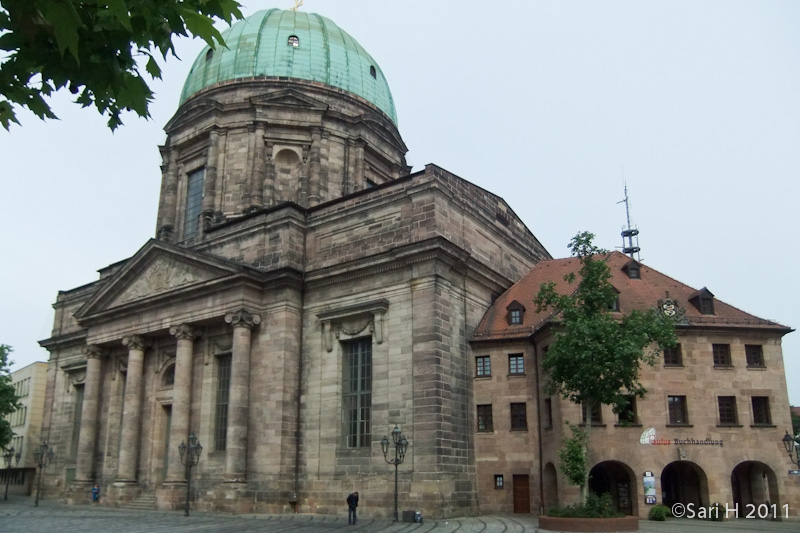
[39, 154, 549, 517]
[471, 253, 800, 518]
[2, 362, 48, 495]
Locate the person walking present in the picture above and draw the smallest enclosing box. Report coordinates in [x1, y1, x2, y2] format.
[346, 491, 359, 525]
[91, 483, 100, 506]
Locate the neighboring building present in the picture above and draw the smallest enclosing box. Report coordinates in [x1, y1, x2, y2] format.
[1, 361, 48, 495]
[37, 8, 549, 517]
[472, 252, 799, 518]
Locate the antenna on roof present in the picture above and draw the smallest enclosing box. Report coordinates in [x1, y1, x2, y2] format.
[617, 180, 641, 260]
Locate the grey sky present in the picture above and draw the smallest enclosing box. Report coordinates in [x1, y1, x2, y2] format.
[1, 1, 798, 406]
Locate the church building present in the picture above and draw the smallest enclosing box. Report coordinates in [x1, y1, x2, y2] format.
[37, 8, 798, 520]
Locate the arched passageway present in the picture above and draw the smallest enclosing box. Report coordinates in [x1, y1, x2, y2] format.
[661, 461, 708, 509]
[588, 460, 637, 515]
[543, 462, 558, 511]
[731, 461, 781, 513]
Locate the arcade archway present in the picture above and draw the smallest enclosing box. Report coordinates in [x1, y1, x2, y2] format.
[588, 460, 637, 515]
[731, 461, 780, 511]
[661, 461, 709, 508]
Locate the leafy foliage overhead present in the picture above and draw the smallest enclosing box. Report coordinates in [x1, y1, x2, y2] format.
[0, 344, 21, 452]
[535, 231, 677, 415]
[0, 0, 242, 130]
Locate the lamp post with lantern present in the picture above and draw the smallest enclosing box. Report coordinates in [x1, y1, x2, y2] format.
[3, 446, 21, 500]
[178, 432, 203, 516]
[781, 431, 800, 466]
[380, 425, 409, 522]
[33, 441, 55, 507]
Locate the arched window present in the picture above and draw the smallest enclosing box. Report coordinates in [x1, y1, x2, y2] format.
[369, 65, 376, 78]
[288, 35, 300, 47]
[162, 364, 175, 387]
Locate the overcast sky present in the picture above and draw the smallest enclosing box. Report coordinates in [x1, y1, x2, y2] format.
[1, 1, 798, 406]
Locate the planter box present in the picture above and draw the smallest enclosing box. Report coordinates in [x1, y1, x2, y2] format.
[538, 515, 639, 532]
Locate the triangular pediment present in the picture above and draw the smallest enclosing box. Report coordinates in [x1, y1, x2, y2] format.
[250, 89, 329, 111]
[76, 239, 256, 319]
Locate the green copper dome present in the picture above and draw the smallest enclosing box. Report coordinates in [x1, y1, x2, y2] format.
[179, 9, 397, 124]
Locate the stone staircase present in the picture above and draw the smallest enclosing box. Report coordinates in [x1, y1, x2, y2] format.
[118, 492, 157, 511]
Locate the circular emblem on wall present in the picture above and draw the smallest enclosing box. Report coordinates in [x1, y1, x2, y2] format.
[640, 427, 656, 445]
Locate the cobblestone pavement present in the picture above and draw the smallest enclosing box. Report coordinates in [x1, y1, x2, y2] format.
[1, 497, 798, 532]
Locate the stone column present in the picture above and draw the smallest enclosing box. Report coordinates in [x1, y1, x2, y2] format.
[157, 148, 179, 242]
[263, 141, 275, 206]
[202, 129, 219, 217]
[308, 128, 322, 206]
[353, 139, 365, 190]
[117, 336, 147, 483]
[165, 324, 197, 483]
[251, 123, 266, 209]
[223, 309, 260, 482]
[75, 345, 103, 482]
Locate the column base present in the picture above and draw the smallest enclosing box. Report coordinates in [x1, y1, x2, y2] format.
[106, 482, 143, 507]
[64, 480, 94, 505]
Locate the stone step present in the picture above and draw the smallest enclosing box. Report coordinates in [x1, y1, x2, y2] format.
[118, 493, 157, 510]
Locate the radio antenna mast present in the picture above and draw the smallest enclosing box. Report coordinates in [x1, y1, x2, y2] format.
[617, 182, 641, 260]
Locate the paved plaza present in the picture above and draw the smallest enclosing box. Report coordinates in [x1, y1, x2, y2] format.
[1, 496, 798, 532]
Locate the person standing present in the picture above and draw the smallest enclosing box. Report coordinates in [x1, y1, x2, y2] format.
[346, 491, 359, 524]
[91, 483, 100, 506]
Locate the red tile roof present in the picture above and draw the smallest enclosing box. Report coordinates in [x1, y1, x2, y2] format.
[472, 251, 791, 342]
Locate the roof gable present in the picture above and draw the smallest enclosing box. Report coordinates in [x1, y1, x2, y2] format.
[75, 239, 256, 320]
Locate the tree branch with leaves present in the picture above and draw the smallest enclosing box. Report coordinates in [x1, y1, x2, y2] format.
[535, 231, 676, 500]
[0, 0, 242, 130]
[0, 344, 21, 452]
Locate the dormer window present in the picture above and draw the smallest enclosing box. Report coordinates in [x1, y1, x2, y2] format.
[288, 35, 300, 47]
[623, 260, 641, 279]
[689, 287, 715, 315]
[506, 300, 525, 325]
[608, 287, 621, 312]
[370, 65, 377, 78]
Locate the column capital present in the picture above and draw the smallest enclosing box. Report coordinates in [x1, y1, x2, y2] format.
[225, 309, 261, 329]
[85, 345, 104, 359]
[170, 324, 198, 340]
[121, 335, 147, 351]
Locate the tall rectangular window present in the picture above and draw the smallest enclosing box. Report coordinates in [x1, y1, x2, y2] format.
[476, 356, 491, 377]
[718, 396, 738, 425]
[582, 400, 602, 425]
[543, 398, 553, 429]
[183, 168, 205, 240]
[663, 344, 682, 366]
[745, 345, 764, 368]
[215, 354, 232, 451]
[343, 339, 372, 448]
[510, 403, 527, 431]
[477, 404, 493, 432]
[751, 396, 772, 425]
[617, 395, 637, 425]
[508, 354, 525, 375]
[712, 344, 731, 366]
[668, 395, 688, 425]
[71, 386, 84, 461]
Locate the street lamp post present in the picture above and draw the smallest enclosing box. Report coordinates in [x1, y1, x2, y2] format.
[178, 432, 203, 517]
[781, 431, 800, 466]
[380, 425, 409, 522]
[3, 447, 21, 500]
[33, 442, 55, 507]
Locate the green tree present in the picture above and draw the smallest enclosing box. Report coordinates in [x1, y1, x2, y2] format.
[0, 0, 242, 130]
[535, 232, 677, 501]
[791, 406, 800, 435]
[0, 344, 21, 452]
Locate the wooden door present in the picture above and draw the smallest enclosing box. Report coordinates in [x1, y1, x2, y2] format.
[513, 474, 530, 513]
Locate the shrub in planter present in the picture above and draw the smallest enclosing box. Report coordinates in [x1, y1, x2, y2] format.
[547, 493, 624, 519]
[648, 505, 670, 521]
